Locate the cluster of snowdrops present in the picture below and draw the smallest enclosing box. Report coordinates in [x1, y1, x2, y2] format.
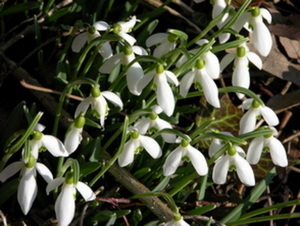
[0, 0, 289, 225]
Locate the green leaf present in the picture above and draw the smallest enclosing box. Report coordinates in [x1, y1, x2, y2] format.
[80, 162, 101, 177]
[152, 176, 170, 192]
[0, 178, 18, 206]
[131, 208, 143, 226]
[133, 167, 151, 179]
[0, 2, 42, 16]
[186, 205, 216, 215]
[92, 210, 131, 222]
[47, 7, 71, 21]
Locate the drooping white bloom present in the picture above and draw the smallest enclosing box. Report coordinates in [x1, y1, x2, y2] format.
[164, 217, 190, 226]
[137, 64, 179, 116]
[180, 59, 220, 108]
[146, 32, 178, 58]
[71, 21, 112, 59]
[118, 128, 162, 167]
[134, 105, 177, 143]
[220, 43, 262, 99]
[208, 131, 234, 158]
[112, 15, 139, 46]
[99, 45, 148, 95]
[239, 98, 279, 135]
[163, 137, 208, 176]
[0, 155, 53, 215]
[235, 7, 272, 56]
[64, 113, 85, 154]
[46, 173, 95, 226]
[212, 145, 255, 186]
[247, 127, 288, 167]
[75, 86, 123, 128]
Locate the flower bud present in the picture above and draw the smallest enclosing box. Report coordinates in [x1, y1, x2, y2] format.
[196, 59, 205, 70]
[74, 113, 85, 129]
[131, 130, 140, 139]
[91, 86, 101, 98]
[228, 145, 237, 156]
[251, 6, 260, 17]
[32, 131, 43, 141]
[156, 64, 164, 74]
[65, 172, 74, 185]
[237, 46, 246, 58]
[167, 33, 178, 43]
[88, 26, 96, 34]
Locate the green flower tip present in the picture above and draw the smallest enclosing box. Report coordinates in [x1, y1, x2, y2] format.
[113, 24, 121, 34]
[124, 46, 133, 56]
[32, 130, 43, 141]
[91, 86, 101, 98]
[251, 99, 261, 108]
[251, 6, 261, 17]
[228, 145, 237, 156]
[180, 139, 189, 148]
[88, 26, 96, 34]
[237, 46, 246, 58]
[149, 113, 158, 120]
[196, 59, 205, 70]
[167, 33, 178, 43]
[174, 213, 182, 222]
[25, 155, 36, 168]
[65, 171, 74, 185]
[156, 64, 164, 74]
[74, 113, 85, 129]
[131, 130, 140, 139]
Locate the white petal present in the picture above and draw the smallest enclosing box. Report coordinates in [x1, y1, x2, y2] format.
[136, 72, 155, 94]
[139, 135, 162, 159]
[187, 145, 208, 175]
[126, 62, 144, 95]
[253, 18, 272, 57]
[213, 155, 230, 184]
[98, 42, 113, 59]
[180, 70, 195, 97]
[212, 0, 227, 19]
[71, 33, 88, 52]
[146, 33, 168, 47]
[218, 32, 231, 44]
[247, 52, 262, 69]
[246, 136, 264, 164]
[18, 167, 37, 215]
[208, 138, 222, 158]
[233, 13, 250, 32]
[241, 98, 253, 111]
[239, 109, 258, 134]
[233, 154, 255, 186]
[155, 73, 175, 116]
[99, 53, 122, 73]
[260, 106, 279, 126]
[268, 137, 288, 167]
[163, 147, 184, 176]
[0, 162, 22, 182]
[93, 95, 107, 127]
[64, 125, 82, 154]
[134, 118, 151, 135]
[46, 177, 65, 194]
[155, 118, 177, 143]
[132, 46, 148, 56]
[76, 181, 96, 201]
[93, 21, 110, 31]
[36, 163, 53, 183]
[202, 51, 220, 79]
[220, 53, 235, 72]
[260, 8, 272, 24]
[232, 58, 250, 99]
[175, 54, 188, 68]
[75, 96, 92, 118]
[102, 91, 123, 109]
[197, 69, 220, 108]
[55, 183, 75, 226]
[118, 139, 137, 167]
[165, 70, 179, 86]
[118, 16, 137, 33]
[153, 41, 176, 58]
[118, 32, 136, 46]
[42, 135, 69, 157]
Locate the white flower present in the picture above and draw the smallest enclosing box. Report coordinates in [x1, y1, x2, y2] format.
[46, 174, 95, 226]
[165, 217, 190, 226]
[0, 155, 53, 215]
[118, 128, 162, 167]
[163, 137, 208, 176]
[64, 113, 85, 154]
[247, 127, 288, 167]
[134, 105, 177, 143]
[220, 43, 262, 99]
[146, 33, 178, 58]
[137, 65, 179, 116]
[71, 21, 112, 59]
[99, 45, 147, 95]
[208, 131, 233, 158]
[180, 59, 220, 108]
[75, 86, 123, 128]
[113, 15, 139, 46]
[235, 7, 272, 56]
[239, 98, 279, 135]
[212, 145, 255, 186]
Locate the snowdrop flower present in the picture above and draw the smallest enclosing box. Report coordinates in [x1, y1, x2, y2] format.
[208, 131, 233, 158]
[239, 98, 279, 135]
[29, 129, 69, 158]
[134, 105, 177, 143]
[46, 172, 95, 226]
[163, 137, 208, 176]
[212, 144, 255, 186]
[112, 15, 139, 46]
[176, 39, 220, 79]
[99, 45, 147, 95]
[180, 59, 220, 108]
[137, 64, 179, 116]
[220, 43, 262, 99]
[165, 216, 190, 226]
[64, 113, 85, 154]
[236, 7, 272, 56]
[247, 127, 288, 167]
[146, 32, 178, 58]
[71, 21, 112, 59]
[118, 128, 162, 167]
[75, 86, 123, 128]
[0, 154, 53, 215]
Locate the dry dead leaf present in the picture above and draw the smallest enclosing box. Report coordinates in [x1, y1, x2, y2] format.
[279, 36, 300, 63]
[267, 90, 300, 113]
